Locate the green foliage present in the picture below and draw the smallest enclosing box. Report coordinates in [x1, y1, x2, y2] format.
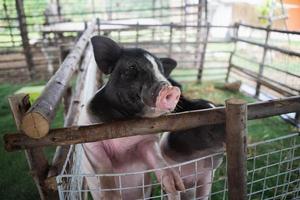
[257, 0, 273, 25]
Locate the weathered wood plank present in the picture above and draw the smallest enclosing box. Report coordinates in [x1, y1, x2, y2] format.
[46, 44, 94, 180]
[20, 20, 96, 139]
[4, 96, 300, 151]
[226, 98, 247, 200]
[8, 94, 56, 199]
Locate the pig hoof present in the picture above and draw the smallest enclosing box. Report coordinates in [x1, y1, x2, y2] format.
[100, 191, 122, 200]
[160, 168, 185, 194]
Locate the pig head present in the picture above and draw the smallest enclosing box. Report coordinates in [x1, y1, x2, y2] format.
[80, 36, 185, 200]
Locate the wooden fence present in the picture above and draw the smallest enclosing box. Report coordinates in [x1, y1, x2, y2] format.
[3, 20, 300, 199]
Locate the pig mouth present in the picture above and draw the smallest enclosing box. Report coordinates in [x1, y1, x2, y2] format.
[140, 106, 172, 118]
[140, 96, 171, 118]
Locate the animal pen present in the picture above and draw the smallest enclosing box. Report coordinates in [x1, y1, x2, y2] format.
[1, 0, 300, 200]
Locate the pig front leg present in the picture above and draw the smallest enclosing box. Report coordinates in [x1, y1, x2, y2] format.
[82, 142, 121, 200]
[137, 138, 185, 198]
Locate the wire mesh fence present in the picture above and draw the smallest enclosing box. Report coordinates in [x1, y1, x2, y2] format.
[57, 133, 300, 200]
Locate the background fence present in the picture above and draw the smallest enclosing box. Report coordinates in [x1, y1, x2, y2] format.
[0, 0, 207, 82]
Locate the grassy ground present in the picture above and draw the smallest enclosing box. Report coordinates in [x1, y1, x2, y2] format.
[0, 82, 63, 200]
[0, 81, 297, 199]
[182, 82, 297, 142]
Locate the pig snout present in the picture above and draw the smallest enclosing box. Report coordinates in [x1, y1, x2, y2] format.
[155, 85, 181, 111]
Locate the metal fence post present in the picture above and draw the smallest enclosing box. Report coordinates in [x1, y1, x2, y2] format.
[226, 98, 248, 200]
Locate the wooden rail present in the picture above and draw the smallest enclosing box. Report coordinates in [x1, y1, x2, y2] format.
[231, 64, 297, 96]
[20, 20, 96, 139]
[4, 96, 300, 151]
[238, 23, 300, 35]
[233, 37, 300, 57]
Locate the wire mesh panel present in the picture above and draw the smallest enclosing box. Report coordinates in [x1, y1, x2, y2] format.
[246, 133, 300, 200]
[57, 133, 299, 200]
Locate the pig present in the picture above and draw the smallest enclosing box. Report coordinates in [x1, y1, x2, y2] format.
[160, 88, 225, 199]
[79, 36, 185, 200]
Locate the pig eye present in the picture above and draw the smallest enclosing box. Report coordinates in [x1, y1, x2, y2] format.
[128, 64, 138, 73]
[122, 64, 138, 80]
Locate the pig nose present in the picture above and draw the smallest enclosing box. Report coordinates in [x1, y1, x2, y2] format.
[155, 86, 181, 111]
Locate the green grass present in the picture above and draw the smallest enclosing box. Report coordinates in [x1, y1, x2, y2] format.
[0, 82, 64, 200]
[181, 82, 296, 142]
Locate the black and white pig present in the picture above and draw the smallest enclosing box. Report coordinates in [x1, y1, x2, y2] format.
[161, 79, 225, 199]
[79, 36, 185, 200]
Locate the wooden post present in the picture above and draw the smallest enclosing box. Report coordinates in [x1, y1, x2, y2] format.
[56, 0, 61, 21]
[197, 0, 203, 26]
[91, 0, 96, 17]
[3, 0, 15, 47]
[151, 0, 156, 40]
[226, 23, 239, 82]
[8, 94, 57, 199]
[63, 86, 72, 119]
[255, 25, 271, 97]
[168, 23, 173, 57]
[194, 0, 203, 77]
[159, 0, 163, 19]
[197, 23, 210, 82]
[96, 17, 101, 35]
[108, 0, 112, 20]
[15, 0, 35, 80]
[226, 98, 248, 200]
[135, 22, 139, 48]
[20, 20, 96, 139]
[204, 0, 208, 22]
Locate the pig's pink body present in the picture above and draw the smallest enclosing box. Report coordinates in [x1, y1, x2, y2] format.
[160, 133, 224, 200]
[79, 85, 183, 200]
[82, 137, 155, 199]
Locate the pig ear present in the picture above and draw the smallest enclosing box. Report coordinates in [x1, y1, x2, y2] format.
[160, 58, 177, 77]
[91, 36, 122, 74]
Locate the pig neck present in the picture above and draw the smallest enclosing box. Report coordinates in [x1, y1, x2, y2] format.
[88, 86, 135, 123]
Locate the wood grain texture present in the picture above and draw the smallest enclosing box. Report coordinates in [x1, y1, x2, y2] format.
[20, 20, 96, 139]
[8, 94, 56, 199]
[226, 98, 247, 200]
[4, 96, 300, 151]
